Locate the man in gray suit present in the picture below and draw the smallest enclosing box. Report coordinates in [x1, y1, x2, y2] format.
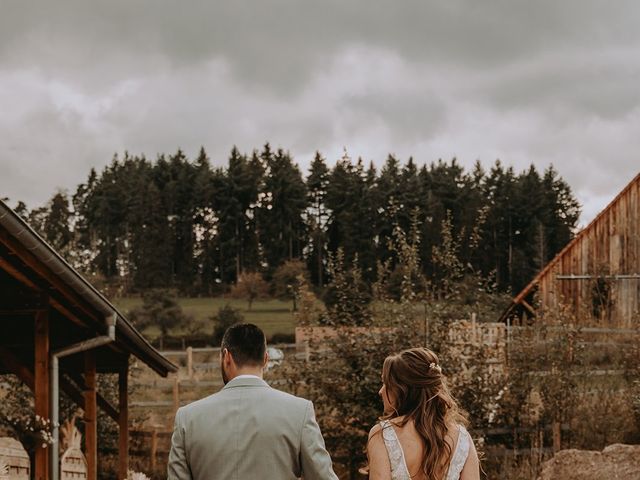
[168, 323, 338, 479]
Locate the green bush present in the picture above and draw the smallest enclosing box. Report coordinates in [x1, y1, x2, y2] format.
[211, 305, 245, 345]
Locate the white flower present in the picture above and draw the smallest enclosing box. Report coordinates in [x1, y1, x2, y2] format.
[127, 471, 151, 480]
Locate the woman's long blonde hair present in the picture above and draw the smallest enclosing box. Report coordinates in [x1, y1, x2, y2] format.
[379, 347, 468, 479]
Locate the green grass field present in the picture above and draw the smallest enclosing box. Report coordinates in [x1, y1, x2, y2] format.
[113, 296, 296, 339]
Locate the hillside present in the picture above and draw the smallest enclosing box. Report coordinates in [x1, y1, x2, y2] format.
[113, 296, 296, 340]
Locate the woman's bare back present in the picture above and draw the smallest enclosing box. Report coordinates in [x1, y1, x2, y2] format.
[391, 419, 459, 479]
[368, 417, 479, 480]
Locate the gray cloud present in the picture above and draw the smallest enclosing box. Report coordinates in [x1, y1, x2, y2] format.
[1, 1, 640, 227]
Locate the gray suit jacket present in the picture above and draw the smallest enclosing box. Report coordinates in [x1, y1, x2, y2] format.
[167, 376, 338, 480]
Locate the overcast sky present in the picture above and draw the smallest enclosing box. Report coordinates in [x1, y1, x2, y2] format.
[1, 1, 639, 227]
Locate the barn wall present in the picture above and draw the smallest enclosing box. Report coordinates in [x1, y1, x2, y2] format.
[537, 174, 640, 327]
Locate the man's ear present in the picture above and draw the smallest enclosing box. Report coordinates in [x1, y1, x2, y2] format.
[222, 348, 233, 365]
[263, 350, 269, 368]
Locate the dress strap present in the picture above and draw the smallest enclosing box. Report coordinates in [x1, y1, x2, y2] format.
[445, 425, 471, 480]
[380, 420, 411, 480]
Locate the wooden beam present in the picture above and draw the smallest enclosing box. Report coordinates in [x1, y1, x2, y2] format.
[521, 300, 535, 315]
[0, 352, 127, 429]
[1, 245, 127, 363]
[84, 351, 97, 480]
[66, 371, 120, 422]
[50, 301, 90, 329]
[0, 231, 104, 328]
[0, 358, 117, 425]
[59, 376, 85, 410]
[97, 392, 119, 423]
[59, 376, 118, 422]
[118, 364, 129, 479]
[0, 254, 88, 329]
[0, 256, 40, 290]
[0, 308, 46, 315]
[34, 309, 50, 480]
[0, 347, 34, 390]
[3, 239, 175, 378]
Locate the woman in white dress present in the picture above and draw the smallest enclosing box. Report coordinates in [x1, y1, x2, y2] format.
[366, 348, 480, 480]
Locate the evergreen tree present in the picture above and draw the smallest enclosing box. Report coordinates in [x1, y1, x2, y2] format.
[129, 174, 171, 289]
[541, 165, 580, 259]
[19, 144, 582, 298]
[72, 168, 98, 272]
[306, 151, 330, 286]
[192, 147, 219, 294]
[215, 146, 263, 284]
[375, 154, 403, 266]
[325, 153, 378, 279]
[482, 161, 517, 289]
[42, 191, 73, 253]
[158, 150, 198, 290]
[511, 165, 545, 291]
[86, 155, 129, 279]
[256, 146, 308, 274]
[13, 201, 29, 221]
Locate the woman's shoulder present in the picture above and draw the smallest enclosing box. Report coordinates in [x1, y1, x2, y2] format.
[368, 422, 383, 439]
[450, 424, 474, 464]
[449, 422, 470, 435]
[368, 417, 403, 441]
[456, 423, 471, 440]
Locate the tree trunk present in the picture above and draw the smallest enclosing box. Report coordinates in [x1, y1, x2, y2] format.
[317, 234, 323, 286]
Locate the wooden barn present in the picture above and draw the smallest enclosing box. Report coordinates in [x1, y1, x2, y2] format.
[0, 199, 177, 480]
[500, 172, 640, 327]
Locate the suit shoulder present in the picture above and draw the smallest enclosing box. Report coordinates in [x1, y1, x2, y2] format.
[176, 392, 218, 418]
[267, 387, 311, 407]
[263, 388, 314, 420]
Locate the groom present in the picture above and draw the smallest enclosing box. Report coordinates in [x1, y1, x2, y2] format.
[167, 323, 338, 479]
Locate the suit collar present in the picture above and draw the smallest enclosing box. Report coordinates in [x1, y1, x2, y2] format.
[222, 375, 270, 390]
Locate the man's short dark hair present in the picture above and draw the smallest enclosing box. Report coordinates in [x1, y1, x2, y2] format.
[221, 323, 266, 367]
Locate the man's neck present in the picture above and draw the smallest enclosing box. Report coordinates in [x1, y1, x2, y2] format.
[232, 367, 264, 380]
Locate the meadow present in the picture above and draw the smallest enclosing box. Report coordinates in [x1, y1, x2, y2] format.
[113, 296, 296, 340]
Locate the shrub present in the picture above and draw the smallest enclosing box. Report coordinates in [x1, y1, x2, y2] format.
[269, 332, 295, 344]
[229, 272, 269, 310]
[211, 305, 245, 345]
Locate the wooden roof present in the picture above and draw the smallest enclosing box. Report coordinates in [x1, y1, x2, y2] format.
[0, 199, 177, 376]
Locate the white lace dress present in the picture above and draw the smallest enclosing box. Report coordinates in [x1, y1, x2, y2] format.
[380, 420, 471, 480]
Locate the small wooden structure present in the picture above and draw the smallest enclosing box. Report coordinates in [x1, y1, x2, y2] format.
[59, 417, 86, 480]
[501, 172, 640, 326]
[0, 438, 30, 480]
[0, 200, 177, 480]
[60, 449, 86, 480]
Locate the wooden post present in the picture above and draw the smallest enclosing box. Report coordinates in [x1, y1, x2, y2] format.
[538, 429, 544, 465]
[172, 375, 180, 417]
[552, 421, 561, 452]
[150, 428, 158, 471]
[187, 347, 193, 379]
[34, 309, 50, 480]
[118, 364, 129, 480]
[471, 312, 478, 345]
[84, 351, 97, 480]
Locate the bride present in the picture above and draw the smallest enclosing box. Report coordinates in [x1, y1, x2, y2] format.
[366, 348, 480, 480]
